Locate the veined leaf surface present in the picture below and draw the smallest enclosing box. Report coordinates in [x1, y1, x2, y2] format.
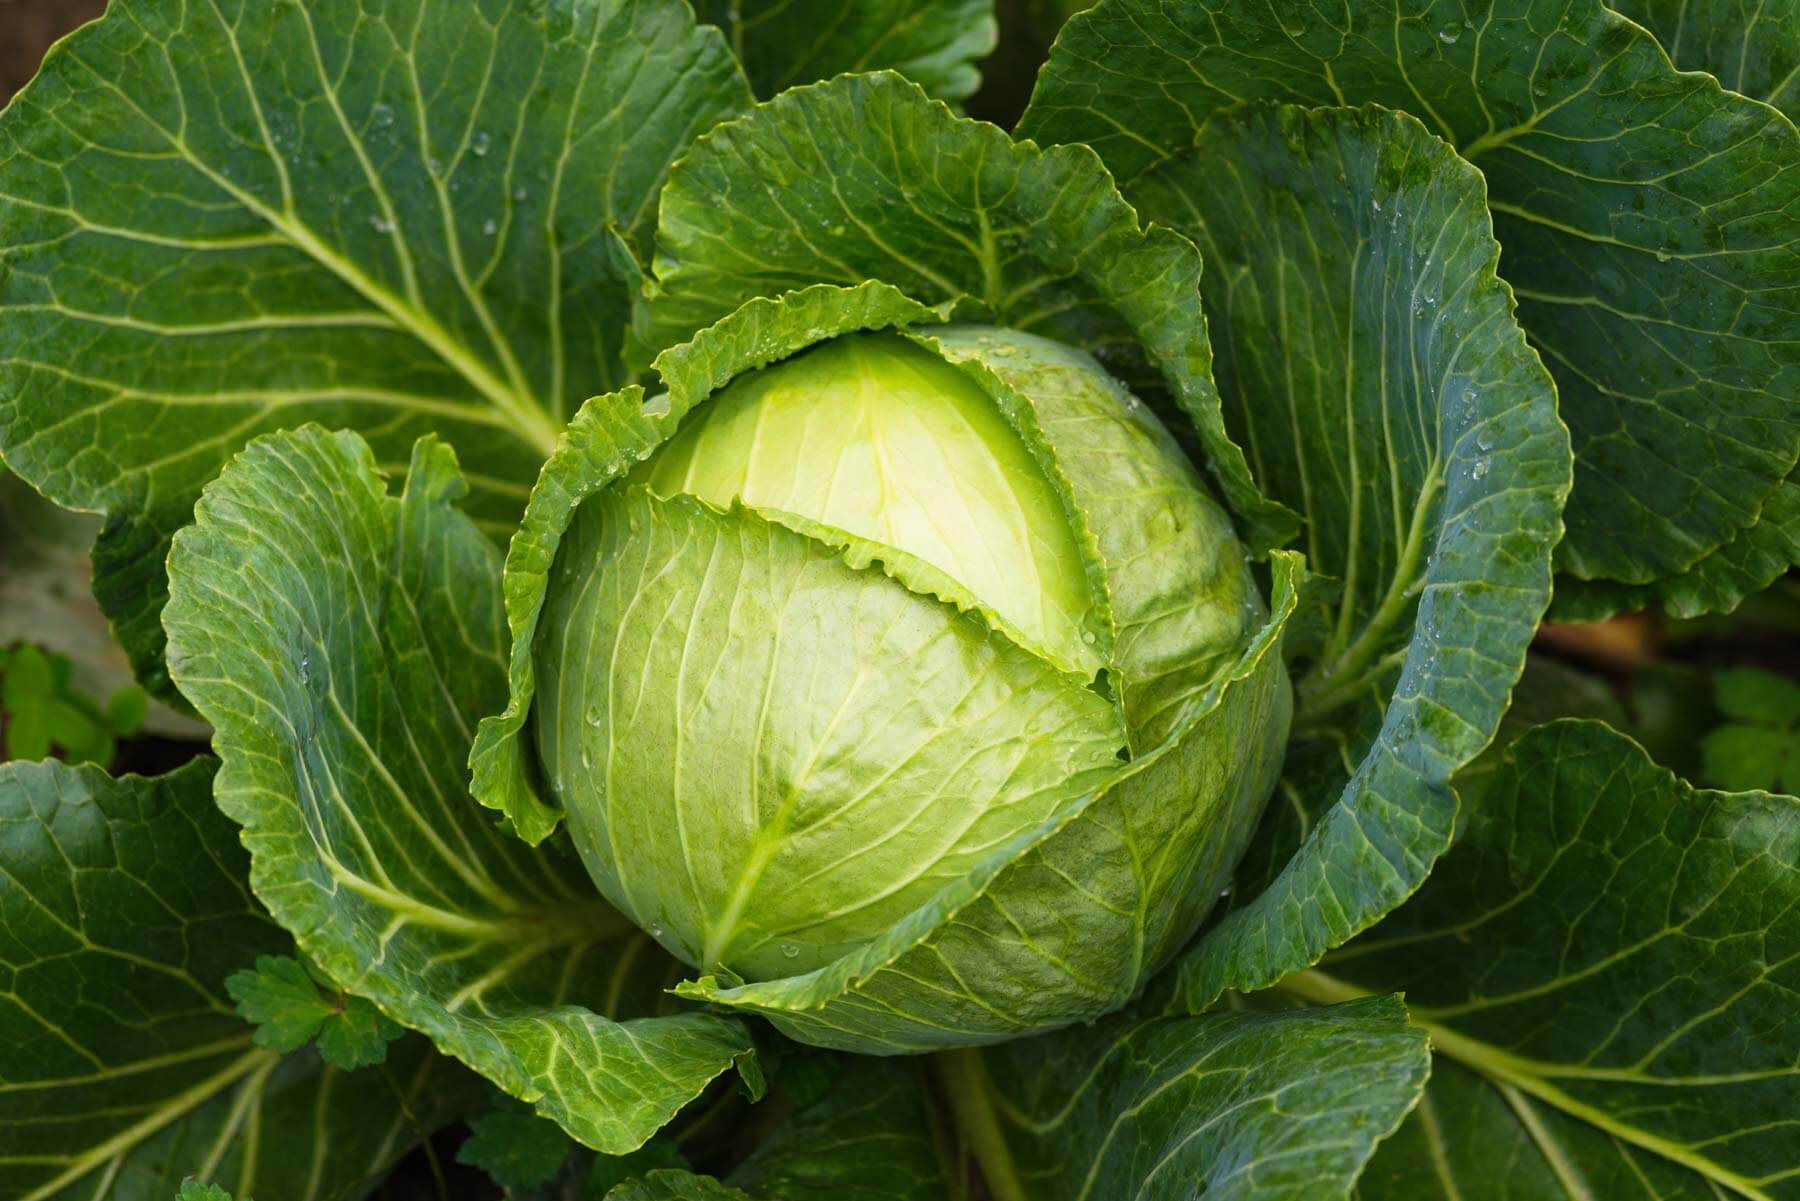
[980, 997, 1430, 1201]
[0, 0, 751, 696]
[1609, 0, 1800, 118]
[1021, 0, 1800, 594]
[1297, 721, 1800, 1200]
[0, 759, 479, 1201]
[728, 1059, 947, 1201]
[1360, 1058, 1731, 1200]
[162, 429, 754, 1152]
[637, 71, 1297, 553]
[1144, 104, 1568, 1003]
[697, 0, 997, 100]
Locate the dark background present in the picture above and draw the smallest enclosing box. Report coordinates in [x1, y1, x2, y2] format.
[2, 0, 104, 102]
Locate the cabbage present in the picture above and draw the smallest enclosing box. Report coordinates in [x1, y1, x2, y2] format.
[532, 328, 1282, 990]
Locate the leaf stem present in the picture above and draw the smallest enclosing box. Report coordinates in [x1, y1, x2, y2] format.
[1275, 970, 1774, 1201]
[1299, 472, 1440, 724]
[932, 1048, 1027, 1201]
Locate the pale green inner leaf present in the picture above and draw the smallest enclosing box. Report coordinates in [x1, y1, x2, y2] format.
[639, 332, 1103, 677]
[536, 484, 1125, 982]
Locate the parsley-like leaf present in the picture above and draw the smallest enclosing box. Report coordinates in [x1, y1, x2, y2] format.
[456, 1111, 575, 1190]
[225, 954, 402, 1070]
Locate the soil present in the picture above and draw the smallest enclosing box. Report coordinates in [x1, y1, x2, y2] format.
[2, 0, 106, 104]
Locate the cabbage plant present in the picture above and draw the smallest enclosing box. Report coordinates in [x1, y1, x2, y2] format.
[0, 1, 1794, 1199]
[511, 319, 1292, 1047]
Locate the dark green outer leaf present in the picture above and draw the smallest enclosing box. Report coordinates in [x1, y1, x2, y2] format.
[80, 1037, 480, 1201]
[0, 757, 275, 1200]
[1302, 720, 1800, 1200]
[471, 281, 948, 842]
[1020, 0, 1800, 592]
[636, 71, 1297, 553]
[1359, 1058, 1723, 1200]
[0, 759, 480, 1201]
[162, 429, 753, 1152]
[698, 0, 998, 101]
[983, 996, 1430, 1201]
[0, 0, 751, 697]
[1608, 0, 1800, 118]
[729, 1059, 947, 1201]
[1553, 472, 1800, 619]
[1151, 103, 1568, 1005]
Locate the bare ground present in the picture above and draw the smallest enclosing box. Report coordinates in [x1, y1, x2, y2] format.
[2, 0, 106, 104]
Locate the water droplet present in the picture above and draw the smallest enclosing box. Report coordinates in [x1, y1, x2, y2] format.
[369, 215, 395, 234]
[482, 218, 498, 236]
[1476, 431, 1494, 452]
[1438, 26, 1460, 43]
[427, 158, 444, 176]
[828, 224, 845, 236]
[648, 922, 664, 937]
[298, 652, 310, 683]
[586, 706, 603, 727]
[513, 186, 529, 202]
[1472, 458, 1490, 481]
[471, 130, 491, 157]
[1081, 629, 1097, 645]
[1372, 196, 1382, 212]
[1654, 249, 1671, 263]
[580, 750, 591, 769]
[780, 943, 800, 959]
[372, 102, 395, 128]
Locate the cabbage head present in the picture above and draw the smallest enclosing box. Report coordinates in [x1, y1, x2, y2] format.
[490, 300, 1297, 1053]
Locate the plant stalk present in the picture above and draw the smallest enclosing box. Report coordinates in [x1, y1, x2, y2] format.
[932, 1047, 1028, 1201]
